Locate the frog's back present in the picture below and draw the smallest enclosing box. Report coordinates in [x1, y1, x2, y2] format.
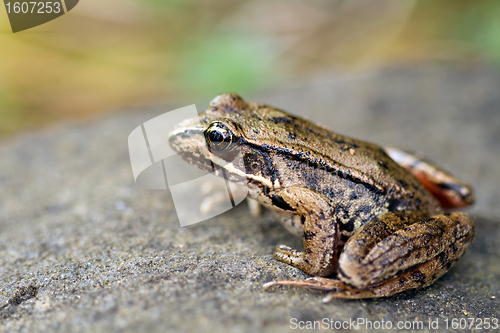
[206, 94, 441, 216]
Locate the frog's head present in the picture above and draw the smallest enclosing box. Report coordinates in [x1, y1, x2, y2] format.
[168, 93, 294, 186]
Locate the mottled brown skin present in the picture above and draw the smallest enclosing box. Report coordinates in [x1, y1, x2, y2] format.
[168, 93, 475, 300]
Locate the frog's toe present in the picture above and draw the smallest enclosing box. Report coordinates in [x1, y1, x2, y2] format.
[305, 276, 335, 283]
[277, 244, 292, 251]
[275, 245, 301, 257]
[262, 277, 386, 301]
[274, 245, 309, 269]
[263, 278, 342, 291]
[199, 192, 230, 214]
[274, 245, 331, 275]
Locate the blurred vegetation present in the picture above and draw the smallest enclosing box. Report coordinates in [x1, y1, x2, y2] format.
[0, 0, 499, 137]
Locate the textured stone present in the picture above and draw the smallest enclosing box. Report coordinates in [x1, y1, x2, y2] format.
[0, 64, 499, 332]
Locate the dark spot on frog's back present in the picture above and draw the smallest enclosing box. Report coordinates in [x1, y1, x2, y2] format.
[288, 133, 296, 140]
[378, 160, 389, 170]
[437, 251, 448, 266]
[398, 179, 408, 188]
[336, 205, 350, 219]
[268, 116, 294, 124]
[387, 198, 411, 211]
[334, 138, 348, 144]
[304, 231, 316, 240]
[325, 188, 337, 199]
[343, 219, 355, 232]
[302, 171, 320, 191]
[218, 106, 238, 114]
[270, 194, 294, 211]
[355, 205, 372, 216]
[379, 148, 391, 158]
[411, 271, 426, 284]
[306, 127, 322, 136]
[338, 143, 359, 152]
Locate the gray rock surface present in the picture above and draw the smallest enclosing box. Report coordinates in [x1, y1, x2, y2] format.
[1, 64, 499, 332]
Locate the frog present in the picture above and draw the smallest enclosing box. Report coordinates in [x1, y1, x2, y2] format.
[168, 93, 475, 300]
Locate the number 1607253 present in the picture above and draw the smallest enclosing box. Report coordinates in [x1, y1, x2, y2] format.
[5, 2, 62, 14]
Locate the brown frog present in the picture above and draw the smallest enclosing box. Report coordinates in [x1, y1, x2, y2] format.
[168, 93, 475, 300]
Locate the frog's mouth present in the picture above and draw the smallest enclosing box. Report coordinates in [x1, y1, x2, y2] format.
[168, 126, 212, 172]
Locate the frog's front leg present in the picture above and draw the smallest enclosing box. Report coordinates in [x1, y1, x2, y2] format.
[270, 187, 339, 277]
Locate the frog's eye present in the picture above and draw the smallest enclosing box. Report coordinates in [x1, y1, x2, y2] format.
[204, 122, 236, 152]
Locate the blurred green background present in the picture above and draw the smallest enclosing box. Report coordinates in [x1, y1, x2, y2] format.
[0, 0, 499, 138]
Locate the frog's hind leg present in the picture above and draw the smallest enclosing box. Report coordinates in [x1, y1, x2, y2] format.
[322, 237, 472, 301]
[383, 147, 474, 209]
[333, 211, 475, 299]
[263, 261, 442, 301]
[263, 211, 475, 300]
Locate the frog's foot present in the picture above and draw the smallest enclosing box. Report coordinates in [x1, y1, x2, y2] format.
[263, 277, 341, 292]
[322, 239, 474, 300]
[199, 180, 247, 214]
[274, 238, 337, 277]
[274, 243, 338, 278]
[383, 147, 474, 209]
[273, 245, 308, 270]
[266, 225, 474, 301]
[247, 198, 263, 217]
[266, 212, 475, 300]
[263, 277, 379, 301]
[198, 180, 231, 214]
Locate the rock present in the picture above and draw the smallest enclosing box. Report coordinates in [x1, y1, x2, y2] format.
[1, 64, 498, 332]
